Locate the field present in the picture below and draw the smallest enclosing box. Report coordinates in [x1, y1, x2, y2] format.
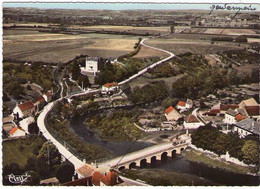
[68, 25, 170, 34]
[134, 45, 169, 58]
[192, 28, 258, 36]
[146, 34, 248, 55]
[2, 136, 46, 167]
[3, 29, 140, 63]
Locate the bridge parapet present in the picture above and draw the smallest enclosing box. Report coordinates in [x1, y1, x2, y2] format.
[109, 143, 188, 169]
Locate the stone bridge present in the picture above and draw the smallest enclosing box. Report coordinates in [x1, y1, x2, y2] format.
[98, 141, 189, 170]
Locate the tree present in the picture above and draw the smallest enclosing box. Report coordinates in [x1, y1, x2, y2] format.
[170, 25, 175, 33]
[213, 133, 231, 155]
[28, 122, 39, 135]
[241, 140, 259, 165]
[24, 171, 40, 186]
[35, 156, 50, 177]
[56, 162, 75, 183]
[24, 156, 37, 171]
[37, 142, 61, 167]
[77, 75, 90, 88]
[71, 61, 80, 80]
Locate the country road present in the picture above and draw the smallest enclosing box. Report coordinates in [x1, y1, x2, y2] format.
[37, 101, 85, 169]
[118, 38, 175, 85]
[36, 35, 177, 184]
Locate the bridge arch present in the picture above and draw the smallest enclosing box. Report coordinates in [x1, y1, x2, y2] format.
[139, 159, 147, 168]
[128, 162, 136, 169]
[161, 151, 168, 162]
[150, 156, 157, 167]
[180, 147, 185, 152]
[118, 166, 125, 171]
[172, 149, 177, 158]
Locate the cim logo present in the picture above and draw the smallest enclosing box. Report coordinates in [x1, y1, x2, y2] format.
[6, 173, 31, 184]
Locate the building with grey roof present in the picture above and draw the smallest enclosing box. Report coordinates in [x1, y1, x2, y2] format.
[233, 118, 260, 138]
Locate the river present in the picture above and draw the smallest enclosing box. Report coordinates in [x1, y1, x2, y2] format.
[70, 115, 259, 186]
[70, 114, 154, 157]
[156, 156, 259, 186]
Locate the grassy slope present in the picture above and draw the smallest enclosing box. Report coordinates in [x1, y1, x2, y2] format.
[2, 137, 46, 167]
[122, 169, 217, 186]
[182, 149, 258, 175]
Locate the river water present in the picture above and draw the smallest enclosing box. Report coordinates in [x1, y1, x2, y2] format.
[70, 114, 154, 156]
[70, 115, 259, 186]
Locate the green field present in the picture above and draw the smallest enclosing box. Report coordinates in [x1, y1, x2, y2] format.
[2, 136, 46, 167]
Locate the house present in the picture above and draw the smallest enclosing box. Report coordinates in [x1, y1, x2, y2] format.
[32, 95, 46, 112]
[183, 114, 204, 129]
[239, 98, 258, 109]
[224, 109, 238, 124]
[19, 116, 35, 134]
[2, 114, 14, 124]
[9, 127, 26, 137]
[81, 57, 100, 76]
[164, 106, 182, 121]
[244, 106, 260, 119]
[233, 118, 260, 138]
[220, 104, 239, 114]
[186, 99, 193, 109]
[101, 83, 119, 94]
[176, 99, 193, 111]
[43, 91, 52, 103]
[63, 177, 92, 186]
[13, 101, 35, 119]
[176, 101, 186, 111]
[64, 170, 123, 186]
[91, 170, 121, 186]
[85, 57, 99, 72]
[76, 164, 95, 179]
[203, 109, 220, 116]
[40, 177, 60, 186]
[3, 122, 17, 136]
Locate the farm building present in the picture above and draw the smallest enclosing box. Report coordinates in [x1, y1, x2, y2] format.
[13, 101, 35, 119]
[101, 83, 119, 94]
[164, 106, 182, 121]
[233, 118, 260, 138]
[184, 114, 204, 129]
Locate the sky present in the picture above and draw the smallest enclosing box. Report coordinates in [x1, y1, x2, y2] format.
[3, 2, 259, 11]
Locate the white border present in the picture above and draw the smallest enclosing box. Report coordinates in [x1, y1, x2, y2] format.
[1, 1, 259, 189]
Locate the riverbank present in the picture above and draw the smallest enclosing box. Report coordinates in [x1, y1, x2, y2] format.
[121, 168, 218, 186]
[182, 148, 258, 175]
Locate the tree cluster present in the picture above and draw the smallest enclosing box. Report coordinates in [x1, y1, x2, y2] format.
[87, 109, 142, 142]
[171, 53, 258, 99]
[47, 101, 108, 161]
[191, 125, 259, 165]
[130, 81, 169, 104]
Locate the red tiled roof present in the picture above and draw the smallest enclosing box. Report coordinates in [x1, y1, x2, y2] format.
[76, 165, 95, 178]
[37, 95, 45, 102]
[211, 109, 221, 113]
[235, 114, 246, 122]
[245, 106, 260, 116]
[10, 127, 18, 135]
[177, 101, 186, 107]
[103, 83, 118, 88]
[63, 177, 91, 186]
[184, 114, 200, 123]
[18, 101, 34, 111]
[165, 106, 175, 114]
[220, 104, 239, 111]
[91, 171, 104, 186]
[100, 171, 118, 186]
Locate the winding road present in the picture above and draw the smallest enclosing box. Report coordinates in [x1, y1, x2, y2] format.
[37, 35, 176, 182]
[118, 38, 175, 85]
